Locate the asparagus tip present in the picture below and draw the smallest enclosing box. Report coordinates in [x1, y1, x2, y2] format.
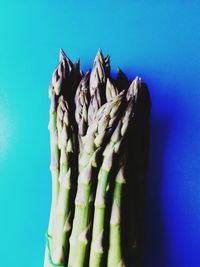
[126, 76, 141, 100]
[59, 48, 73, 68]
[74, 58, 80, 68]
[59, 48, 66, 61]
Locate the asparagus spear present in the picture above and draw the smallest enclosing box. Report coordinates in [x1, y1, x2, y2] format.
[51, 96, 75, 265]
[107, 158, 126, 267]
[124, 80, 150, 266]
[45, 86, 60, 267]
[44, 50, 74, 267]
[68, 92, 125, 267]
[89, 49, 109, 95]
[89, 77, 140, 267]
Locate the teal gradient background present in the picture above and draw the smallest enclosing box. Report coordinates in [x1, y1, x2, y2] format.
[0, 1, 200, 266]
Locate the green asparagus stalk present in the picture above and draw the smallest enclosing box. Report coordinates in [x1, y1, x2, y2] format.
[51, 96, 75, 265]
[89, 77, 139, 267]
[124, 80, 150, 266]
[48, 49, 74, 233]
[68, 92, 125, 267]
[107, 158, 126, 267]
[44, 49, 74, 267]
[45, 82, 60, 267]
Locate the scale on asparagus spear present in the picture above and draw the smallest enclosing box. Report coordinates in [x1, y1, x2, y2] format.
[44, 49, 150, 267]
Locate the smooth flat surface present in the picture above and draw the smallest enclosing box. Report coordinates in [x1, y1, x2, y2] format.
[0, 1, 200, 266]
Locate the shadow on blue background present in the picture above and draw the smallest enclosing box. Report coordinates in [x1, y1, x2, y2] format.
[144, 114, 171, 267]
[0, 1, 200, 267]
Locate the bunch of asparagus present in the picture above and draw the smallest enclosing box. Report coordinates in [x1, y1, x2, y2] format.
[44, 49, 150, 267]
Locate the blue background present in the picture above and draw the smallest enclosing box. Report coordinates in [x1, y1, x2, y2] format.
[0, 1, 200, 266]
